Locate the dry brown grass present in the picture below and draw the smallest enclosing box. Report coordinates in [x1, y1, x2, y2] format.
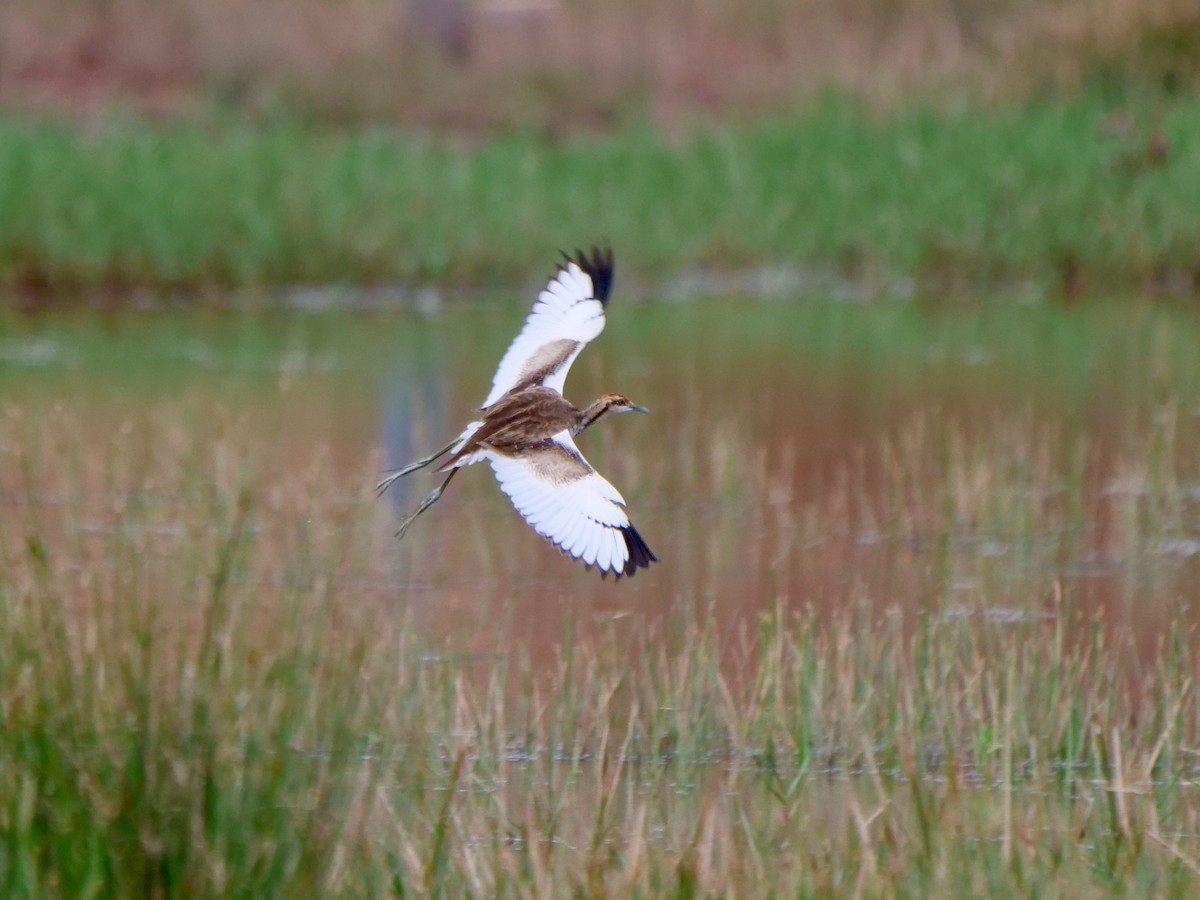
[5, 382, 1200, 893]
[6, 300, 1200, 892]
[1, 0, 1196, 128]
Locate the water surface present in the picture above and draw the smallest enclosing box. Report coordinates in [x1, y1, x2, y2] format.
[4, 293, 1200, 668]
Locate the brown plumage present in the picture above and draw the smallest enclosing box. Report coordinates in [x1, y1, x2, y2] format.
[442, 388, 645, 470]
[378, 248, 657, 578]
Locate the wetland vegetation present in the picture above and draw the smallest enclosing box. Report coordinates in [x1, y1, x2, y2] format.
[4, 0, 1200, 895]
[3, 89, 1200, 301]
[5, 300, 1200, 894]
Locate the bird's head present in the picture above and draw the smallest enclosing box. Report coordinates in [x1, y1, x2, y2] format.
[601, 392, 650, 415]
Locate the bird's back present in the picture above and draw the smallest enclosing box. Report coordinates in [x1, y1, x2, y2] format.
[440, 386, 577, 469]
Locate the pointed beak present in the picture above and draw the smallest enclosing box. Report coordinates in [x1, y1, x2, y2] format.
[630, 403, 650, 415]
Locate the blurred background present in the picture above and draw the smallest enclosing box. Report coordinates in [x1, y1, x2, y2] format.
[2, 0, 1197, 128]
[2, 0, 1200, 641]
[5, 3, 1200, 895]
[1, 0, 1198, 298]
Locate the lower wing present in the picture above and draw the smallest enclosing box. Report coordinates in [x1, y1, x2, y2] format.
[488, 433, 656, 578]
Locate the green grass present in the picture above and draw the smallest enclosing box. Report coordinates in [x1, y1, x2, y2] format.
[5, 297, 1200, 894]
[4, 429, 1200, 895]
[3, 88, 1199, 302]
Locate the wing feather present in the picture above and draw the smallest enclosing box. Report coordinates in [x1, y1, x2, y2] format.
[483, 248, 614, 408]
[604, 528, 620, 573]
[581, 534, 599, 567]
[594, 528, 613, 574]
[488, 431, 655, 578]
[564, 511, 589, 556]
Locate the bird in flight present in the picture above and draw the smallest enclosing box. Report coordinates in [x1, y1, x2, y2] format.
[378, 247, 657, 578]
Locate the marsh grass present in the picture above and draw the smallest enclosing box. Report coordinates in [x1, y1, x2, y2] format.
[4, 373, 1200, 895]
[3, 87, 1200, 302]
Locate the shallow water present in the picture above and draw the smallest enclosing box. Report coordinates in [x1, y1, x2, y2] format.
[4, 293, 1200, 667]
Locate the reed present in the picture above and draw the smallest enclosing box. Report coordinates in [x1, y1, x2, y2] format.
[4, 322, 1200, 893]
[3, 86, 1200, 302]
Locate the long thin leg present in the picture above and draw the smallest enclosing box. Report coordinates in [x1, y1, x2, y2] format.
[376, 437, 461, 496]
[396, 467, 459, 540]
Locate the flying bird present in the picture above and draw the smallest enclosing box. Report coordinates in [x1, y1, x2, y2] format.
[378, 247, 657, 578]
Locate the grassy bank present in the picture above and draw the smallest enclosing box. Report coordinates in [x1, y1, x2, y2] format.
[3, 88, 1199, 303]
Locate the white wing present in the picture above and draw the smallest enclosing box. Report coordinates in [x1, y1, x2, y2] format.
[482, 248, 613, 409]
[488, 432, 656, 578]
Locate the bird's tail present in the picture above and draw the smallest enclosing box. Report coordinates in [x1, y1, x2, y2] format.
[433, 420, 488, 473]
[376, 421, 484, 495]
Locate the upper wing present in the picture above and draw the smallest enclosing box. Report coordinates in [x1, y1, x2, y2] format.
[482, 247, 614, 409]
[488, 432, 656, 578]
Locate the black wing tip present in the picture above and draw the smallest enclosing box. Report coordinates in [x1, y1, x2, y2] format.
[559, 245, 614, 304]
[567, 524, 657, 580]
[618, 525, 658, 578]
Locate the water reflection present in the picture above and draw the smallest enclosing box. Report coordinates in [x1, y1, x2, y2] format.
[3, 295, 1200, 672]
[379, 325, 450, 511]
